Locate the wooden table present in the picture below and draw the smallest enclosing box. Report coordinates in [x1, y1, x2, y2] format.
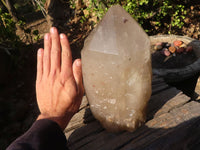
[64, 75, 200, 150]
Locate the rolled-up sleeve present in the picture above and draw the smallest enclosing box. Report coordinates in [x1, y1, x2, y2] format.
[7, 119, 68, 150]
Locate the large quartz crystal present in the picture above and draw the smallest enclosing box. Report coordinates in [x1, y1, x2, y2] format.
[81, 5, 152, 132]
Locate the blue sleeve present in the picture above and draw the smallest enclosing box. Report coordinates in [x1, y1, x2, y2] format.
[7, 119, 68, 150]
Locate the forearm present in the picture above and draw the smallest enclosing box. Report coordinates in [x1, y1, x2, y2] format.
[37, 113, 73, 130]
[7, 119, 68, 150]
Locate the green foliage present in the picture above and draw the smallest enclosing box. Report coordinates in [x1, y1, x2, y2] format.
[70, 0, 76, 9]
[35, 0, 46, 11]
[33, 29, 41, 41]
[72, 0, 187, 34]
[0, 8, 19, 46]
[0, 8, 23, 69]
[86, 0, 108, 19]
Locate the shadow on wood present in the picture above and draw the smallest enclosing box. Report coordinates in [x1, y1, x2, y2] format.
[67, 115, 200, 150]
[65, 75, 200, 150]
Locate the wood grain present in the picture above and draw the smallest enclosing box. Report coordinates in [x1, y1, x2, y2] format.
[64, 75, 200, 150]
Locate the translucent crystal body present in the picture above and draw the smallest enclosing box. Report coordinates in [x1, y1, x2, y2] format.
[81, 5, 152, 132]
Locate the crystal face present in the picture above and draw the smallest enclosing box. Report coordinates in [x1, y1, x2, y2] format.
[81, 5, 152, 132]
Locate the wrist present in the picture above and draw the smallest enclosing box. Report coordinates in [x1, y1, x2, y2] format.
[37, 114, 71, 130]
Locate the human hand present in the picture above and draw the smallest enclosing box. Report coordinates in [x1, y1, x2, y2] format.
[36, 27, 84, 130]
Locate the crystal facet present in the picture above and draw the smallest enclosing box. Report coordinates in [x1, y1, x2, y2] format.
[81, 5, 152, 132]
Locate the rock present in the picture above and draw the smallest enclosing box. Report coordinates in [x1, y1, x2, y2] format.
[177, 47, 185, 53]
[173, 40, 183, 47]
[81, 5, 152, 132]
[163, 48, 171, 56]
[154, 45, 163, 50]
[186, 46, 193, 52]
[169, 46, 176, 53]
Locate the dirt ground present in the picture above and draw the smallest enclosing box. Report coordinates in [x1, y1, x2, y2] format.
[1, 4, 200, 149]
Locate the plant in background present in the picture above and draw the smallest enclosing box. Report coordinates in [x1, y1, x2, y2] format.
[72, 0, 187, 34]
[0, 7, 23, 70]
[171, 4, 186, 28]
[0, 8, 19, 46]
[34, 0, 46, 17]
[86, 0, 108, 19]
[33, 29, 41, 41]
[153, 1, 186, 33]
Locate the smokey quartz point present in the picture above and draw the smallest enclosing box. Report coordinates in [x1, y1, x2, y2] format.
[81, 5, 152, 132]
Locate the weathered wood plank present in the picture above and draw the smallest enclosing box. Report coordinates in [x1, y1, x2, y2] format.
[67, 101, 200, 150]
[78, 130, 120, 150]
[147, 88, 189, 120]
[121, 101, 200, 150]
[65, 75, 200, 150]
[67, 121, 104, 149]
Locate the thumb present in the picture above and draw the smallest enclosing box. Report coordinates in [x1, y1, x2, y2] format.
[72, 59, 84, 94]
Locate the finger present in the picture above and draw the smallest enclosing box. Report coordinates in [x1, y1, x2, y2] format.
[50, 27, 61, 74]
[72, 59, 84, 94]
[36, 48, 44, 82]
[43, 33, 51, 77]
[60, 33, 72, 76]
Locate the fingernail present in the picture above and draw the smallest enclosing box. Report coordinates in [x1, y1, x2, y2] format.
[60, 34, 65, 39]
[44, 33, 49, 40]
[76, 59, 81, 66]
[38, 49, 42, 56]
[50, 27, 56, 33]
